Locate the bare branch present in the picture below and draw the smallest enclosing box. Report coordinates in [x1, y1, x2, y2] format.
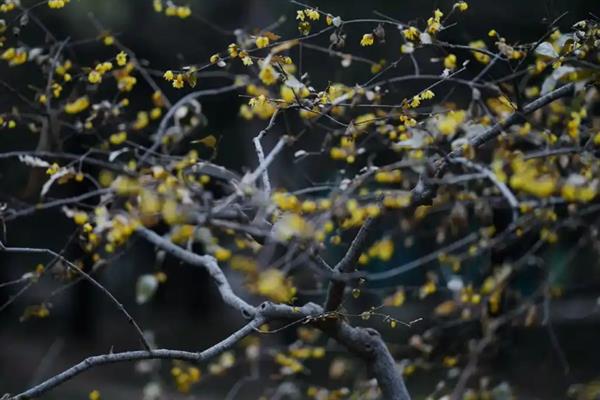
[324, 218, 376, 312]
[135, 227, 257, 317]
[10, 317, 265, 400]
[252, 109, 280, 195]
[0, 242, 152, 351]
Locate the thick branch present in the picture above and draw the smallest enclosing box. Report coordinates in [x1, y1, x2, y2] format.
[336, 324, 410, 400]
[262, 302, 411, 400]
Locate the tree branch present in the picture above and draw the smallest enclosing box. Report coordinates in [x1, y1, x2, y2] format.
[414, 82, 577, 205]
[324, 218, 376, 312]
[0, 242, 152, 351]
[252, 109, 280, 195]
[10, 316, 265, 400]
[135, 227, 257, 317]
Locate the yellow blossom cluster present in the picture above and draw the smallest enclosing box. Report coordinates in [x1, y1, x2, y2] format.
[171, 364, 201, 393]
[64, 96, 90, 114]
[154, 0, 191, 19]
[0, 0, 17, 13]
[1, 47, 27, 66]
[469, 40, 491, 64]
[427, 9, 444, 34]
[88, 62, 113, 84]
[509, 157, 557, 198]
[437, 110, 466, 136]
[48, 0, 69, 8]
[255, 269, 296, 303]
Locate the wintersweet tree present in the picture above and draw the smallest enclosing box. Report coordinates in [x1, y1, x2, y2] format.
[1, 0, 599, 399]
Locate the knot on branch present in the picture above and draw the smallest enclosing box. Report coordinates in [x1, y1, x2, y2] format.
[258, 301, 324, 319]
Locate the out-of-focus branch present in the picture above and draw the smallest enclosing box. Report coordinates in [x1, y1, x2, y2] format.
[414, 82, 577, 204]
[140, 83, 243, 164]
[3, 188, 111, 222]
[451, 157, 519, 221]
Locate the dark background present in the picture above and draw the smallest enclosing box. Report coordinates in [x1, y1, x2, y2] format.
[1, 1, 599, 399]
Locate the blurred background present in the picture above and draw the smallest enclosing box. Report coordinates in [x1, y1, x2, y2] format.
[1, 0, 599, 399]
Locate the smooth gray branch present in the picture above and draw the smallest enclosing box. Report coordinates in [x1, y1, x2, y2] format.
[135, 227, 257, 317]
[10, 316, 265, 400]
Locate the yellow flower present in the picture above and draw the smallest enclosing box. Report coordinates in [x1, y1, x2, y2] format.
[176, 6, 191, 18]
[454, 1, 468, 11]
[214, 247, 231, 261]
[73, 212, 88, 225]
[421, 89, 435, 100]
[256, 269, 296, 303]
[409, 95, 421, 108]
[259, 65, 279, 85]
[426, 9, 444, 34]
[304, 8, 320, 21]
[249, 94, 267, 108]
[368, 238, 394, 261]
[118, 75, 137, 92]
[116, 51, 127, 66]
[46, 163, 60, 175]
[419, 279, 437, 298]
[1, 47, 15, 61]
[150, 107, 162, 119]
[402, 26, 419, 41]
[64, 96, 90, 114]
[88, 70, 102, 84]
[89, 390, 100, 400]
[561, 183, 597, 203]
[296, 10, 305, 21]
[255, 36, 270, 49]
[163, 70, 174, 81]
[437, 110, 466, 135]
[109, 131, 128, 145]
[172, 73, 185, 89]
[385, 289, 406, 307]
[444, 53, 457, 70]
[375, 170, 403, 184]
[103, 35, 115, 46]
[48, 0, 70, 9]
[2, 47, 28, 65]
[227, 43, 239, 57]
[241, 56, 253, 66]
[95, 61, 113, 73]
[52, 83, 62, 98]
[360, 33, 374, 47]
[469, 40, 491, 64]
